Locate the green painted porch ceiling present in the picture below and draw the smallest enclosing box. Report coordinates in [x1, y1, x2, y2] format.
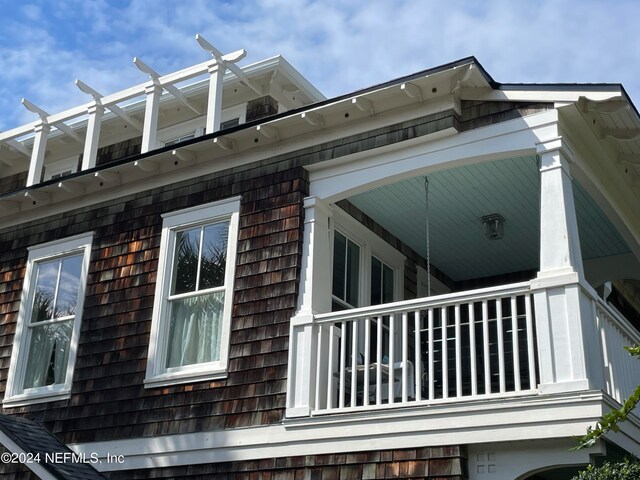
[348, 156, 629, 282]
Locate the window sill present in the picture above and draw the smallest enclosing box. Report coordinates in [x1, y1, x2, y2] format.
[2, 390, 71, 408]
[144, 369, 227, 389]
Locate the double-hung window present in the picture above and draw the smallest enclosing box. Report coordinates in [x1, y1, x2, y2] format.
[145, 197, 240, 387]
[4, 234, 92, 407]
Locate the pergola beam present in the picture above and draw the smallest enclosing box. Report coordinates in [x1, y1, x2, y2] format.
[195, 34, 260, 95]
[22, 99, 83, 143]
[133, 58, 202, 116]
[3, 139, 30, 157]
[76, 79, 143, 131]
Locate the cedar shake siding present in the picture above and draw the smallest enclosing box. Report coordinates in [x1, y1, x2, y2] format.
[0, 164, 308, 444]
[104, 446, 468, 479]
[0, 94, 554, 477]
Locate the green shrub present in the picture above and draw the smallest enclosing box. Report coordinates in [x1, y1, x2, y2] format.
[572, 458, 640, 480]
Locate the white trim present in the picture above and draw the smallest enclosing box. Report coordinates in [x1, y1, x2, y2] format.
[0, 94, 520, 229]
[0, 429, 58, 479]
[68, 390, 628, 472]
[44, 155, 80, 181]
[308, 109, 560, 203]
[3, 233, 93, 407]
[331, 205, 405, 308]
[145, 197, 240, 388]
[156, 104, 247, 148]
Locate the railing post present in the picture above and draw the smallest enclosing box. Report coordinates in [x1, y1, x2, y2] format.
[532, 135, 599, 394]
[286, 197, 333, 417]
[26, 122, 50, 186]
[286, 314, 318, 417]
[81, 103, 104, 170]
[206, 61, 225, 134]
[141, 84, 162, 153]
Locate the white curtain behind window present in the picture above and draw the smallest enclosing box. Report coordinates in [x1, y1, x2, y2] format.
[166, 292, 224, 368]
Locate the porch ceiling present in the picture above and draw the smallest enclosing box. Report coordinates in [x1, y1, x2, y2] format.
[348, 156, 630, 283]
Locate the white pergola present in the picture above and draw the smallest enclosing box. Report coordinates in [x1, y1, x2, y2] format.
[0, 35, 252, 187]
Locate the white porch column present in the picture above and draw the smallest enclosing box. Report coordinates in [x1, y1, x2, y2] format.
[81, 103, 104, 170]
[532, 137, 603, 393]
[286, 197, 333, 418]
[537, 137, 583, 278]
[26, 122, 50, 186]
[205, 62, 225, 134]
[141, 84, 162, 153]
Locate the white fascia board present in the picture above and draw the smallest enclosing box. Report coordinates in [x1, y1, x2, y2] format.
[0, 123, 38, 143]
[0, 95, 461, 228]
[460, 86, 624, 104]
[309, 108, 559, 203]
[271, 55, 326, 102]
[70, 391, 612, 472]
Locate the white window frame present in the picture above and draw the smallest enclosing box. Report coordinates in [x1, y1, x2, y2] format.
[44, 155, 80, 181]
[145, 197, 240, 388]
[331, 206, 405, 309]
[156, 103, 248, 148]
[4, 233, 93, 408]
[220, 103, 246, 129]
[157, 117, 206, 148]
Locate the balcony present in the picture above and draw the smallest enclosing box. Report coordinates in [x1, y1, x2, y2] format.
[289, 278, 639, 422]
[313, 282, 537, 414]
[286, 134, 640, 444]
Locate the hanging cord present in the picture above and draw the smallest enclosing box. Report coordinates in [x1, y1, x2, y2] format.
[424, 176, 431, 297]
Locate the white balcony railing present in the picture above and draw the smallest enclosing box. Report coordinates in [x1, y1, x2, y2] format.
[593, 294, 640, 404]
[311, 282, 538, 414]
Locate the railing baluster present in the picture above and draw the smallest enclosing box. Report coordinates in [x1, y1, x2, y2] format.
[312, 284, 541, 413]
[511, 295, 521, 391]
[402, 311, 408, 403]
[339, 321, 346, 409]
[469, 302, 477, 396]
[389, 313, 395, 404]
[327, 324, 336, 409]
[455, 304, 462, 397]
[525, 293, 536, 391]
[315, 324, 323, 410]
[414, 309, 422, 402]
[376, 316, 382, 405]
[351, 319, 358, 407]
[428, 308, 434, 401]
[497, 299, 505, 393]
[442, 307, 448, 399]
[364, 317, 371, 406]
[483, 300, 490, 395]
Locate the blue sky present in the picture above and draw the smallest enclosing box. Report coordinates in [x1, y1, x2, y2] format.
[1, 0, 639, 131]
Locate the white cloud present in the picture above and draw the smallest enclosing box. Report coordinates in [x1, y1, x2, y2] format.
[0, 0, 639, 131]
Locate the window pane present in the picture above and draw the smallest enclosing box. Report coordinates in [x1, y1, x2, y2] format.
[382, 264, 394, 303]
[371, 257, 382, 305]
[166, 291, 224, 368]
[23, 320, 73, 389]
[346, 240, 360, 307]
[56, 255, 83, 317]
[31, 260, 59, 322]
[173, 227, 201, 295]
[199, 222, 229, 290]
[332, 232, 346, 299]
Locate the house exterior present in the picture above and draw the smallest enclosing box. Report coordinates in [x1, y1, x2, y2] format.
[0, 39, 639, 479]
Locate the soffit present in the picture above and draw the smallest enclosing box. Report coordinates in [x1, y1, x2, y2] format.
[348, 156, 630, 283]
